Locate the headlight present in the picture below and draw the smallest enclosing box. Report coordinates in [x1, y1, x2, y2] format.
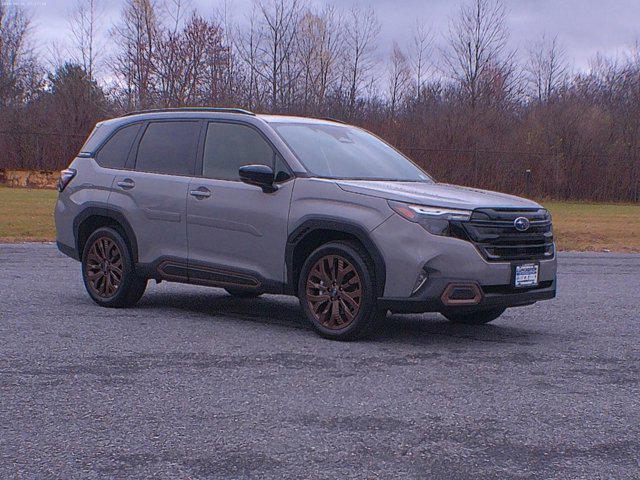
[388, 200, 471, 236]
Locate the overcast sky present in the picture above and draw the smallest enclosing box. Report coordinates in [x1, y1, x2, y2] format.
[26, 0, 640, 72]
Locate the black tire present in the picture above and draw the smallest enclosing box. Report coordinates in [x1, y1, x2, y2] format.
[225, 287, 262, 298]
[443, 307, 506, 325]
[81, 227, 147, 308]
[298, 241, 384, 341]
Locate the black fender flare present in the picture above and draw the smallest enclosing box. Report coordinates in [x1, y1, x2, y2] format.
[285, 216, 386, 297]
[72, 204, 139, 262]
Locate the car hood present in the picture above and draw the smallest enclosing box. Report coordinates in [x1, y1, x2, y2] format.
[335, 180, 541, 210]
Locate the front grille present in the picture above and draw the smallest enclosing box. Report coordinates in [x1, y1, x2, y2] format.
[455, 208, 554, 262]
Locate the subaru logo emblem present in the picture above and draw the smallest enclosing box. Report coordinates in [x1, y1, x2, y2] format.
[514, 217, 530, 232]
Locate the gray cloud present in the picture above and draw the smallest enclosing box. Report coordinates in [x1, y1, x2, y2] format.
[29, 0, 640, 71]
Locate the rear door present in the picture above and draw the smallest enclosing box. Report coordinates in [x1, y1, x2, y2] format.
[186, 121, 294, 290]
[85, 122, 143, 205]
[110, 120, 201, 266]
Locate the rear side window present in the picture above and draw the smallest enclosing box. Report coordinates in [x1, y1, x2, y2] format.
[94, 124, 141, 169]
[79, 123, 106, 155]
[202, 122, 275, 181]
[135, 121, 200, 176]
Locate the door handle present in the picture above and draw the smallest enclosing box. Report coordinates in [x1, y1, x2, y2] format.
[117, 179, 135, 190]
[189, 188, 211, 199]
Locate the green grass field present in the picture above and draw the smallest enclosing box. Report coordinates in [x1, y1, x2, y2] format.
[0, 187, 638, 252]
[0, 187, 58, 242]
[544, 201, 640, 253]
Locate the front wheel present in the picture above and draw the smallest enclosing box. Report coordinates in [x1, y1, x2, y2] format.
[443, 307, 506, 325]
[298, 241, 383, 341]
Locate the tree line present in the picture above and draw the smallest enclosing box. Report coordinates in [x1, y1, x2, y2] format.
[1, 0, 639, 202]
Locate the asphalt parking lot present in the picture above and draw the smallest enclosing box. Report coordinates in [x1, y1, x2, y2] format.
[1, 243, 639, 479]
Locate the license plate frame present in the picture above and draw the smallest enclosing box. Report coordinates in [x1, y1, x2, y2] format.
[512, 262, 540, 288]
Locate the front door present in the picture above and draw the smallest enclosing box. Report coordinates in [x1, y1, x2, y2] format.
[187, 121, 294, 290]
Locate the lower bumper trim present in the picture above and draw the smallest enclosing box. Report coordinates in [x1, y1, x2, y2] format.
[379, 281, 556, 314]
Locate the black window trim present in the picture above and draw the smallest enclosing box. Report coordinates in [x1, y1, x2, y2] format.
[92, 121, 144, 171]
[130, 119, 204, 177]
[195, 119, 294, 184]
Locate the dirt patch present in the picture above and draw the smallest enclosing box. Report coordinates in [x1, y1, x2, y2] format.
[1, 170, 59, 189]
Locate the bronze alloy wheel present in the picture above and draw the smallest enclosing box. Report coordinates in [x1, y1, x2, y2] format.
[305, 254, 362, 330]
[85, 236, 124, 299]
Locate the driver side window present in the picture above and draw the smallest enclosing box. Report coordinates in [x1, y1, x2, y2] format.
[202, 122, 275, 181]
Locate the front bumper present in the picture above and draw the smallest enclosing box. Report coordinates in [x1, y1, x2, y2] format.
[371, 213, 557, 312]
[379, 277, 556, 313]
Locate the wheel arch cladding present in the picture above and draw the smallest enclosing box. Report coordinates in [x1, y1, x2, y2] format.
[73, 206, 139, 263]
[286, 217, 386, 297]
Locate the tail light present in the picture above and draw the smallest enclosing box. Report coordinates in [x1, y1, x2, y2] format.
[57, 169, 77, 192]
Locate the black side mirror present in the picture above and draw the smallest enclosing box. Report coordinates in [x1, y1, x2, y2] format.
[239, 164, 277, 193]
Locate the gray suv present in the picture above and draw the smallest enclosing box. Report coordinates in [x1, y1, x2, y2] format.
[55, 108, 556, 340]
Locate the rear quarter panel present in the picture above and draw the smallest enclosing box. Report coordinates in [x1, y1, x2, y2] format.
[54, 158, 116, 250]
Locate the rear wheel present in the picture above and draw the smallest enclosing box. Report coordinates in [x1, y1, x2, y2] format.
[298, 241, 383, 341]
[225, 287, 262, 298]
[81, 227, 147, 308]
[443, 307, 506, 325]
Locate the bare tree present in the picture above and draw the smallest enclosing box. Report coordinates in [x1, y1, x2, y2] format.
[526, 34, 568, 102]
[442, 0, 514, 109]
[68, 0, 105, 81]
[236, 4, 265, 109]
[0, 4, 40, 107]
[342, 5, 380, 117]
[387, 42, 411, 116]
[255, 0, 303, 110]
[295, 10, 316, 112]
[162, 0, 191, 34]
[215, 1, 241, 106]
[46, 39, 69, 74]
[314, 7, 341, 112]
[196, 15, 231, 105]
[111, 0, 160, 109]
[152, 0, 195, 107]
[410, 21, 433, 102]
[155, 13, 193, 106]
[150, 11, 230, 107]
[296, 6, 341, 113]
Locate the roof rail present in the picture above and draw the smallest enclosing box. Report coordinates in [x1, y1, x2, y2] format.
[320, 116, 347, 124]
[123, 107, 255, 117]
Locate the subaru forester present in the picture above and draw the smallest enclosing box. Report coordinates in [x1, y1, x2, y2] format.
[55, 108, 556, 340]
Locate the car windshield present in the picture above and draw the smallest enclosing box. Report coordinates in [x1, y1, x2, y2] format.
[270, 122, 433, 182]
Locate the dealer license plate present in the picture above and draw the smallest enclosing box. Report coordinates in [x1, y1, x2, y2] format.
[514, 263, 539, 288]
